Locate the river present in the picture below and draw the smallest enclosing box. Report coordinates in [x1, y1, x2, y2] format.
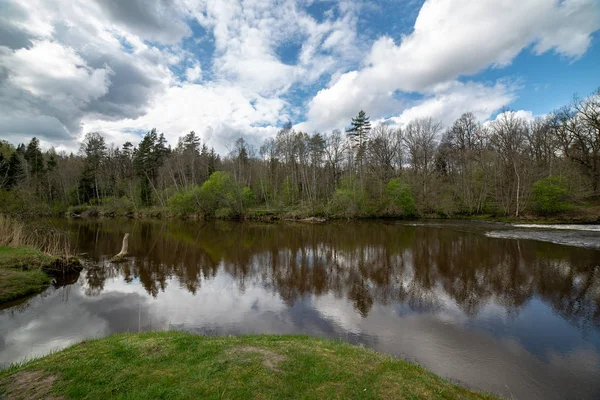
[1, 219, 599, 399]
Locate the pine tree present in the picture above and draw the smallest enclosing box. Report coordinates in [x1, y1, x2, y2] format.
[207, 148, 219, 176]
[46, 152, 58, 201]
[178, 131, 201, 184]
[24, 137, 44, 177]
[134, 131, 156, 206]
[346, 110, 371, 154]
[134, 128, 169, 206]
[346, 110, 371, 184]
[156, 132, 170, 160]
[0, 153, 6, 189]
[4, 152, 24, 189]
[200, 143, 210, 181]
[181, 131, 201, 154]
[79, 132, 107, 203]
[23, 137, 46, 196]
[120, 142, 134, 177]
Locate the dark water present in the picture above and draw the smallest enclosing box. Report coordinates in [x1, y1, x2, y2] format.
[1, 220, 600, 399]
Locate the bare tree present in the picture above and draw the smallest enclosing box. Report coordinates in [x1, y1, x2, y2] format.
[437, 113, 489, 214]
[489, 110, 531, 216]
[525, 117, 558, 173]
[552, 89, 600, 193]
[367, 124, 403, 202]
[403, 118, 441, 211]
[324, 130, 347, 197]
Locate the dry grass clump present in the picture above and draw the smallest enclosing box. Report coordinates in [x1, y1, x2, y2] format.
[0, 214, 30, 247]
[0, 214, 73, 257]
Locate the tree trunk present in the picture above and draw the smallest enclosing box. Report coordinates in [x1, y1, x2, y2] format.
[111, 233, 129, 262]
[514, 161, 520, 217]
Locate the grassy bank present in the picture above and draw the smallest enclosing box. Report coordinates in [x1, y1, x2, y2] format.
[0, 215, 81, 304]
[0, 247, 56, 304]
[0, 331, 496, 399]
[0, 249, 82, 305]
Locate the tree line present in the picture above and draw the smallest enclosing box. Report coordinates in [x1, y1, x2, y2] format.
[0, 88, 598, 219]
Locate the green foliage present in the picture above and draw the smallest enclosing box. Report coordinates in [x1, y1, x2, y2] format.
[215, 207, 233, 219]
[346, 110, 372, 153]
[79, 132, 107, 203]
[532, 175, 571, 215]
[328, 177, 370, 217]
[3, 152, 24, 190]
[0, 189, 51, 215]
[0, 189, 20, 213]
[49, 201, 68, 216]
[24, 137, 44, 177]
[199, 171, 238, 216]
[133, 128, 169, 206]
[241, 186, 256, 205]
[138, 177, 154, 207]
[165, 172, 250, 218]
[103, 196, 135, 215]
[385, 178, 415, 217]
[167, 185, 202, 216]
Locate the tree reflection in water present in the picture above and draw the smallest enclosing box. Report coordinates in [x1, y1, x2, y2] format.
[66, 220, 600, 331]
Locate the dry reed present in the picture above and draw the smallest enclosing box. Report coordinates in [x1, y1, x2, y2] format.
[0, 214, 73, 257]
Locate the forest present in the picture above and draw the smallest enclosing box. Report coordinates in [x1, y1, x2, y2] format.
[0, 88, 599, 221]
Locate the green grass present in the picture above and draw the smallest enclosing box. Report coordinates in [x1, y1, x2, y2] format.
[0, 247, 56, 269]
[0, 331, 497, 400]
[0, 247, 54, 304]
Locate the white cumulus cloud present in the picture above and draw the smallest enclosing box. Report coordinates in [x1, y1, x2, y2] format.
[0, 0, 598, 152]
[305, 0, 600, 132]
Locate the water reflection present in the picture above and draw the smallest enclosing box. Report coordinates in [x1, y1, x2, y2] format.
[1, 220, 599, 399]
[74, 220, 600, 331]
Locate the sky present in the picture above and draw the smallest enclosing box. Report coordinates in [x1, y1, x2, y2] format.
[0, 0, 599, 154]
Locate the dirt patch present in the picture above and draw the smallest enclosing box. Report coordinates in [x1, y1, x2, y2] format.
[1, 370, 62, 400]
[228, 346, 286, 372]
[145, 345, 162, 355]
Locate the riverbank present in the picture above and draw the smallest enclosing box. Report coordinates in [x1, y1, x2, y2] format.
[0, 247, 80, 304]
[439, 205, 600, 225]
[58, 202, 600, 224]
[0, 247, 54, 304]
[0, 331, 496, 399]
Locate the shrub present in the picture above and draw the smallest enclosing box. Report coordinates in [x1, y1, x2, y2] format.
[49, 201, 68, 216]
[241, 187, 255, 206]
[215, 207, 233, 219]
[0, 189, 21, 213]
[385, 178, 415, 217]
[199, 172, 237, 216]
[103, 196, 135, 215]
[328, 177, 370, 217]
[167, 185, 202, 216]
[532, 175, 570, 215]
[166, 173, 252, 218]
[0, 189, 51, 215]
